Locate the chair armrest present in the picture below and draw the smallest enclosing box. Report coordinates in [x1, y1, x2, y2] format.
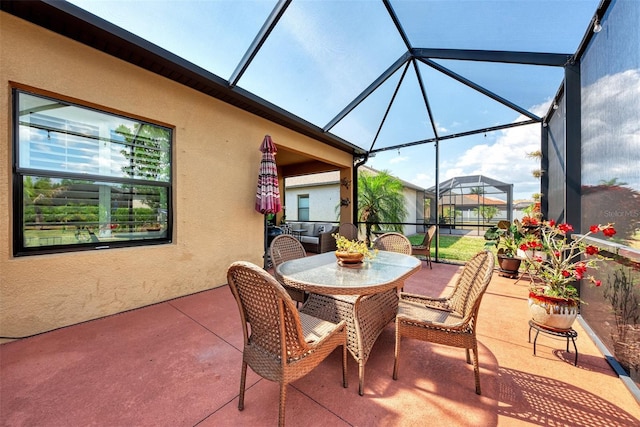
[318, 226, 339, 253]
[399, 292, 452, 311]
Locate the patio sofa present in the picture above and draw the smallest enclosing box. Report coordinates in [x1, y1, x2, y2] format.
[286, 222, 338, 253]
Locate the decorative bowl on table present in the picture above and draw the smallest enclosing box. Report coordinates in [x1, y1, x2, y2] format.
[335, 251, 364, 265]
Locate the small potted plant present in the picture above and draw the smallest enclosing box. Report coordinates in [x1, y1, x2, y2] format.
[333, 233, 376, 265]
[484, 220, 525, 277]
[523, 220, 617, 330]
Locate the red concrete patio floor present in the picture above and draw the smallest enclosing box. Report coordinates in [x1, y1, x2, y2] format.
[2, 260, 639, 426]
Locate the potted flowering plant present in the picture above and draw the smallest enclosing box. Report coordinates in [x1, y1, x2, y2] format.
[484, 220, 526, 277]
[522, 220, 617, 330]
[332, 233, 376, 264]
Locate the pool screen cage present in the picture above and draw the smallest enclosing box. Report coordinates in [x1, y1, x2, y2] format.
[427, 175, 513, 236]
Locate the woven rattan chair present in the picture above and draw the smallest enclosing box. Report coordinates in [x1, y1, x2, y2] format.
[227, 261, 348, 427]
[411, 225, 436, 269]
[373, 232, 412, 291]
[338, 223, 359, 241]
[373, 232, 412, 254]
[270, 234, 308, 305]
[393, 250, 494, 394]
[301, 289, 398, 396]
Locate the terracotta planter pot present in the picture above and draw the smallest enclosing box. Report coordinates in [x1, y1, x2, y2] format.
[497, 255, 522, 278]
[335, 251, 364, 264]
[528, 292, 578, 330]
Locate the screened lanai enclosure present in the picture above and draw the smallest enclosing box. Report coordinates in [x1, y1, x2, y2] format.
[427, 175, 513, 235]
[3, 0, 639, 392]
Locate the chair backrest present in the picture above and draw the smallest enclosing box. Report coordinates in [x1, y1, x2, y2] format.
[270, 234, 306, 279]
[447, 250, 495, 319]
[421, 225, 436, 249]
[373, 232, 412, 254]
[227, 261, 309, 362]
[338, 223, 359, 241]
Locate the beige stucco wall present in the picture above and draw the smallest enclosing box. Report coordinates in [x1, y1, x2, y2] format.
[0, 13, 352, 339]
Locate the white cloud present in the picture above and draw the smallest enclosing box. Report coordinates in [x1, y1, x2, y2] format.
[417, 101, 551, 199]
[581, 69, 640, 189]
[412, 172, 433, 188]
[389, 155, 409, 164]
[435, 122, 448, 133]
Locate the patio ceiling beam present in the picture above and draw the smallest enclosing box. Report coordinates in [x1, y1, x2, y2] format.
[412, 48, 572, 66]
[418, 58, 541, 121]
[383, 0, 412, 52]
[368, 61, 412, 152]
[228, 0, 291, 88]
[369, 119, 538, 154]
[323, 51, 412, 133]
[412, 58, 440, 140]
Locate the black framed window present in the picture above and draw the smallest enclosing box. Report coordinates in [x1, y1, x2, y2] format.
[298, 195, 309, 221]
[13, 90, 172, 255]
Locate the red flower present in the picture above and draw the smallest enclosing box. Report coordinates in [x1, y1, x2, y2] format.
[590, 225, 599, 233]
[548, 220, 556, 227]
[602, 226, 617, 237]
[589, 277, 603, 287]
[562, 270, 571, 278]
[558, 223, 573, 234]
[586, 245, 598, 255]
[519, 244, 528, 251]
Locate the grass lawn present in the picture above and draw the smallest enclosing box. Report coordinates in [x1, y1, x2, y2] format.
[408, 233, 489, 263]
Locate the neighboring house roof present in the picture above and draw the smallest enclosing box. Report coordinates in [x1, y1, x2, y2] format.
[285, 171, 340, 189]
[514, 200, 536, 209]
[285, 167, 427, 192]
[440, 194, 507, 206]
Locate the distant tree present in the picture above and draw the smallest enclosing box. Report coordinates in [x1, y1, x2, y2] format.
[599, 178, 629, 186]
[469, 187, 485, 195]
[440, 207, 462, 224]
[116, 123, 170, 210]
[474, 205, 499, 222]
[358, 170, 407, 244]
[582, 185, 639, 243]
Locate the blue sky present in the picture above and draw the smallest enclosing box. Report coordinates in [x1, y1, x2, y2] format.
[69, 0, 602, 200]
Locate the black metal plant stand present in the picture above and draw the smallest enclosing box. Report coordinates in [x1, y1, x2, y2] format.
[528, 320, 579, 366]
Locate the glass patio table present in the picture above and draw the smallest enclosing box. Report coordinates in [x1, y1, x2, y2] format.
[277, 250, 421, 395]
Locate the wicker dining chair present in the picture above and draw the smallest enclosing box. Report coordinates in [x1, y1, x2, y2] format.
[227, 261, 348, 427]
[270, 234, 308, 305]
[338, 223, 359, 241]
[393, 250, 495, 394]
[301, 288, 398, 396]
[373, 232, 412, 254]
[373, 232, 413, 291]
[411, 225, 436, 269]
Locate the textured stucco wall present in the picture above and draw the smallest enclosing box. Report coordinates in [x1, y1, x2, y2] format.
[0, 13, 352, 339]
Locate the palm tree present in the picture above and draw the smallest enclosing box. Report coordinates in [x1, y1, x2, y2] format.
[358, 170, 407, 244]
[599, 178, 628, 186]
[469, 186, 485, 195]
